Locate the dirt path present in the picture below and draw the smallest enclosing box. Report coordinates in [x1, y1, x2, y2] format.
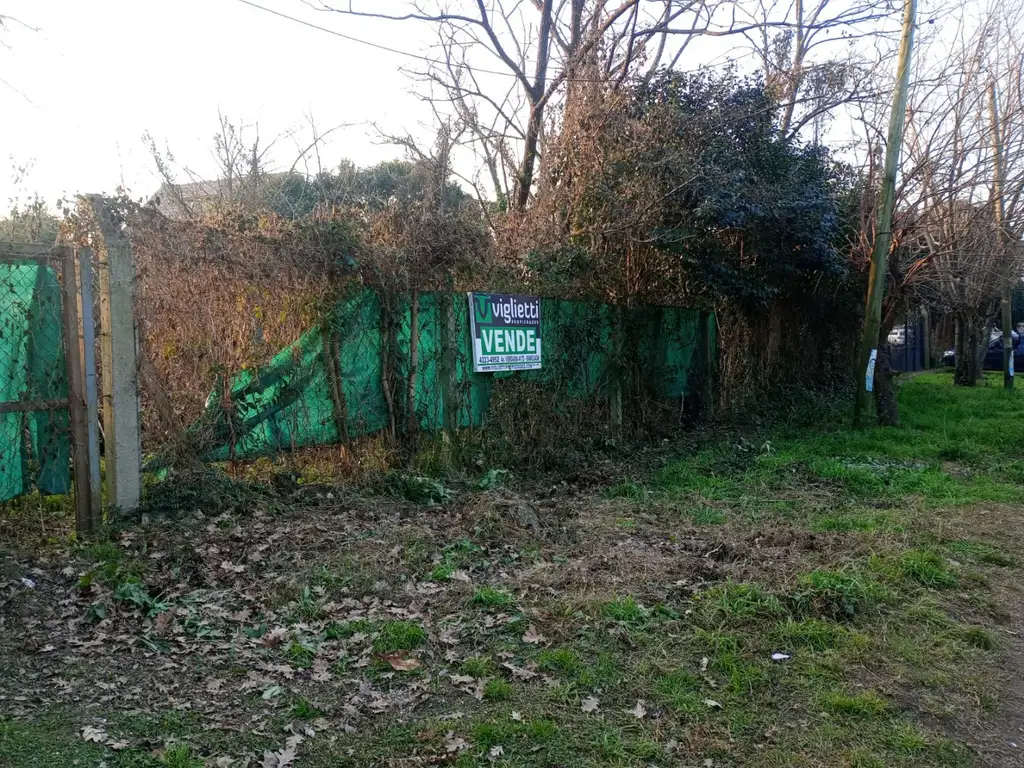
[978, 606, 1024, 767]
[950, 504, 1024, 767]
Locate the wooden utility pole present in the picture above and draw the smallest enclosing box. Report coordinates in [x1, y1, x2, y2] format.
[988, 81, 1014, 390]
[854, 0, 918, 426]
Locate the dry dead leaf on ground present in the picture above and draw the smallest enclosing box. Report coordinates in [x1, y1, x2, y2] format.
[383, 654, 421, 672]
[581, 696, 600, 713]
[703, 698, 723, 709]
[262, 735, 302, 768]
[627, 700, 647, 719]
[205, 678, 225, 693]
[510, 710, 522, 721]
[262, 627, 289, 648]
[450, 674, 475, 684]
[471, 678, 487, 700]
[265, 663, 296, 679]
[152, 612, 173, 635]
[81, 725, 107, 743]
[521, 625, 547, 644]
[501, 661, 538, 681]
[445, 734, 469, 753]
[488, 745, 504, 761]
[311, 658, 332, 682]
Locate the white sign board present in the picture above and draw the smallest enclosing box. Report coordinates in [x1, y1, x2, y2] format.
[468, 292, 542, 373]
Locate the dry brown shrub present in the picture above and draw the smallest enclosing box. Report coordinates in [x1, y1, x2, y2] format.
[506, 80, 689, 308]
[128, 205, 360, 447]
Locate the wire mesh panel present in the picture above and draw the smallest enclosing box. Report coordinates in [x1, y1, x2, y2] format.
[0, 251, 71, 501]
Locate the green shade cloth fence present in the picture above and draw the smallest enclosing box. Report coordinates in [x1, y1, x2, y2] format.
[0, 263, 70, 501]
[197, 288, 712, 461]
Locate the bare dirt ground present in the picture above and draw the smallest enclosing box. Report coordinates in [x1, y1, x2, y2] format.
[944, 505, 1024, 768]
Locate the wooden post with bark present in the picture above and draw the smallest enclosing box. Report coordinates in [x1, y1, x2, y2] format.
[854, 0, 918, 426]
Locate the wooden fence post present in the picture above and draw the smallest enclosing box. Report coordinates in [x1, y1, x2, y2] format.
[438, 292, 457, 435]
[90, 197, 142, 511]
[61, 247, 93, 535]
[75, 247, 103, 526]
[321, 320, 349, 444]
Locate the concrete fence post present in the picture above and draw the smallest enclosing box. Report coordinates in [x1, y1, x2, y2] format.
[88, 196, 142, 512]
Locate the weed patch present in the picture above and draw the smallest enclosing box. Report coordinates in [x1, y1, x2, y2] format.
[698, 582, 787, 623]
[483, 678, 513, 700]
[325, 618, 372, 640]
[601, 596, 649, 626]
[792, 569, 884, 619]
[771, 618, 854, 652]
[822, 690, 888, 718]
[470, 586, 515, 609]
[892, 550, 958, 588]
[373, 621, 426, 653]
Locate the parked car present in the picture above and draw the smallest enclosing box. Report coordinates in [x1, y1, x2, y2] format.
[942, 331, 1024, 370]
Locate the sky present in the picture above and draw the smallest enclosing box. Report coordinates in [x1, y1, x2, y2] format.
[0, 0, 437, 206]
[0, 0, 925, 211]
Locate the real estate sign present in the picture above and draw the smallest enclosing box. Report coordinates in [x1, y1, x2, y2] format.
[468, 292, 542, 372]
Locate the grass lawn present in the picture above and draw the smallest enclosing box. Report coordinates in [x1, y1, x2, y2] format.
[2, 372, 1023, 767]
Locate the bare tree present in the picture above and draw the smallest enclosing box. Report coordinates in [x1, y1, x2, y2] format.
[144, 112, 355, 218]
[855, 1, 1024, 387]
[0, 12, 37, 45]
[305, 0, 902, 209]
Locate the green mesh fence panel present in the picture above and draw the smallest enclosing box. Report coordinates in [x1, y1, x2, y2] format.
[197, 287, 709, 461]
[0, 262, 70, 501]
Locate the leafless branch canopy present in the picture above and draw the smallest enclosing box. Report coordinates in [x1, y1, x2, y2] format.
[309, 0, 903, 208]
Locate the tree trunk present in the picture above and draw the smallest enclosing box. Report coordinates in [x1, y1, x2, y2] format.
[515, 105, 543, 211]
[873, 347, 899, 426]
[513, 0, 553, 211]
[873, 319, 899, 426]
[380, 298, 397, 441]
[778, 0, 805, 137]
[766, 306, 783, 374]
[954, 312, 984, 387]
